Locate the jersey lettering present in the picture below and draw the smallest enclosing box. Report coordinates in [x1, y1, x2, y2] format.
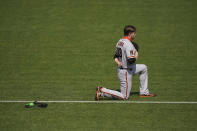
[118, 42, 124, 47]
[130, 50, 134, 55]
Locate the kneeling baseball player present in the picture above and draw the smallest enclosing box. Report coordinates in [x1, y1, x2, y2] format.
[96, 25, 156, 101]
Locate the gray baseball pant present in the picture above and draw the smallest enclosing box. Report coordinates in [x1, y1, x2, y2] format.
[101, 64, 149, 100]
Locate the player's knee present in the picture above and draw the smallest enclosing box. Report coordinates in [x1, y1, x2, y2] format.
[142, 64, 148, 71]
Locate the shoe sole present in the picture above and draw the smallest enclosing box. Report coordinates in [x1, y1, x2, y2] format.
[96, 86, 100, 101]
[139, 94, 156, 98]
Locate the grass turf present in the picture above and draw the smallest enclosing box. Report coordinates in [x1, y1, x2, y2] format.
[0, 0, 197, 130]
[0, 103, 197, 131]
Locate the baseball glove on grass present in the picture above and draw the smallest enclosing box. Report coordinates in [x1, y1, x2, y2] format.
[25, 101, 48, 108]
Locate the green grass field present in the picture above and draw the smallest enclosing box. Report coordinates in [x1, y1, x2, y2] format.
[0, 0, 197, 130]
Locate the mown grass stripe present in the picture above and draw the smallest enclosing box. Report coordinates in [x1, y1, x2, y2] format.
[0, 100, 197, 104]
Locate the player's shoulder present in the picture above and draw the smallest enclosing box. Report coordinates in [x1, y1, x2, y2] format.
[117, 39, 130, 47]
[121, 39, 135, 49]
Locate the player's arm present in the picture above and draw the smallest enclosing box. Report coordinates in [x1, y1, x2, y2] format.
[135, 51, 138, 59]
[114, 47, 122, 67]
[132, 42, 139, 59]
[126, 45, 136, 64]
[132, 42, 139, 52]
[114, 58, 122, 67]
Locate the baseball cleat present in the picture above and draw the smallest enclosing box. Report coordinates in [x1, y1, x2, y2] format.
[95, 86, 102, 101]
[139, 93, 156, 98]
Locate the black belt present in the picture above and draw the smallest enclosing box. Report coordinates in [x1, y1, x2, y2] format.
[119, 67, 133, 71]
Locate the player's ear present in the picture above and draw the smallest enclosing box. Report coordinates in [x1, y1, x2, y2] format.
[128, 32, 132, 38]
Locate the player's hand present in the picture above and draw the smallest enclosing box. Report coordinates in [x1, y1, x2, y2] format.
[117, 61, 123, 67]
[114, 58, 122, 67]
[135, 51, 139, 59]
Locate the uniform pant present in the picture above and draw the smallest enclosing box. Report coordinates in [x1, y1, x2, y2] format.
[101, 64, 149, 100]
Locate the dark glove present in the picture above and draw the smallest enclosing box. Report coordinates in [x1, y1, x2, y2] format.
[34, 101, 48, 108]
[132, 42, 139, 52]
[25, 101, 48, 108]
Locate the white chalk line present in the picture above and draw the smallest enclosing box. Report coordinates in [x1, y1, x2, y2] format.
[0, 100, 197, 104]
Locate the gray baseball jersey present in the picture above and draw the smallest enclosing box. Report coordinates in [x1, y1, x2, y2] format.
[115, 38, 136, 69]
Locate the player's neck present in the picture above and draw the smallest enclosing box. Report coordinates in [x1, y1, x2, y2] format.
[123, 36, 132, 42]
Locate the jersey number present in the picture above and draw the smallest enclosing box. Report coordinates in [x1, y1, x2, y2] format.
[115, 48, 122, 57]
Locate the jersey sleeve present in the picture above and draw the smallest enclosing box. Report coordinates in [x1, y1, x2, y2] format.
[125, 43, 135, 58]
